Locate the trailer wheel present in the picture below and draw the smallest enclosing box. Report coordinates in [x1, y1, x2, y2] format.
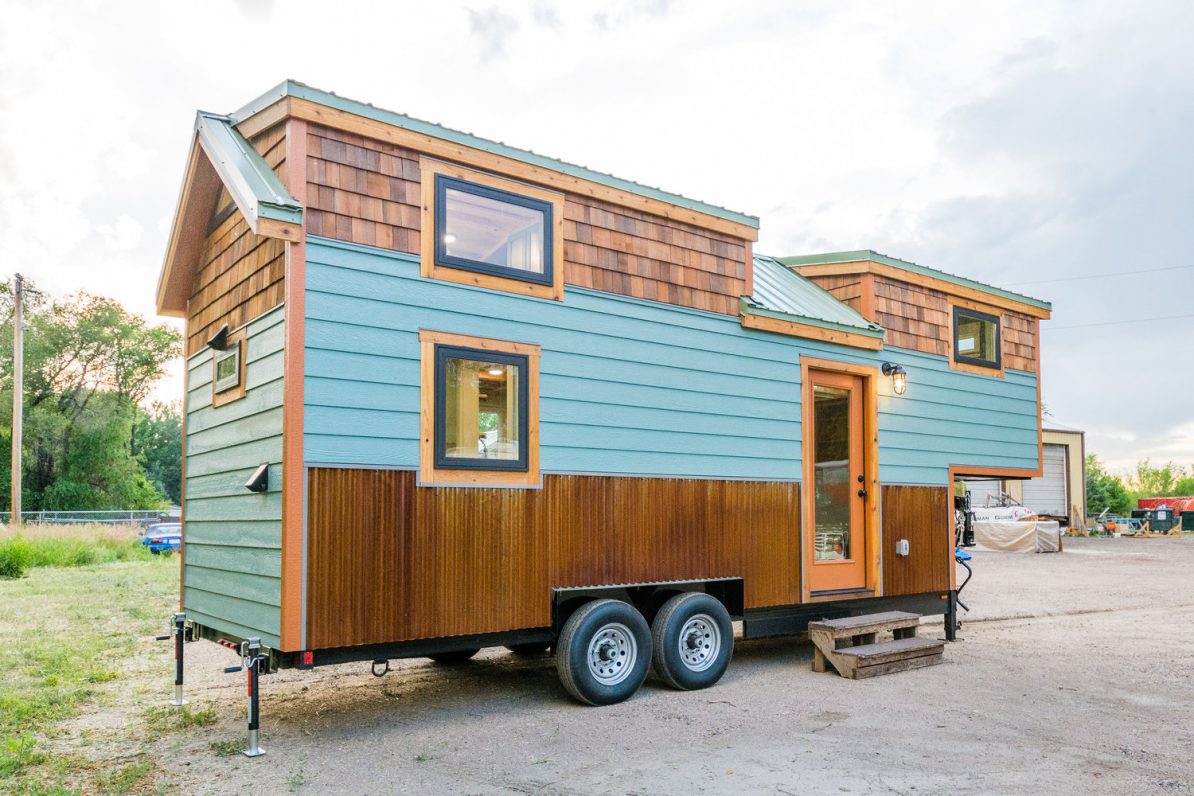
[651, 592, 733, 690]
[506, 642, 551, 657]
[429, 648, 479, 664]
[556, 599, 651, 706]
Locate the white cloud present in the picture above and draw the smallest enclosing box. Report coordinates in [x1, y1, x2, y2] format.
[0, 0, 1189, 466]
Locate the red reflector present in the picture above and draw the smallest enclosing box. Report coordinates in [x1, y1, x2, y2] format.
[300, 650, 314, 669]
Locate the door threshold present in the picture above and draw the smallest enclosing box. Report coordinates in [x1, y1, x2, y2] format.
[808, 588, 875, 603]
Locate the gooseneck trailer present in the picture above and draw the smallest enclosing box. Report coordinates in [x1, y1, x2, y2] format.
[156, 82, 1051, 726]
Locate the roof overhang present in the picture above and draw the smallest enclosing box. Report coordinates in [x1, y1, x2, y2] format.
[739, 301, 886, 350]
[780, 251, 1052, 320]
[156, 112, 302, 317]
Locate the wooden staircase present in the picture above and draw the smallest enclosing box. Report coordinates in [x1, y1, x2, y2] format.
[808, 611, 945, 679]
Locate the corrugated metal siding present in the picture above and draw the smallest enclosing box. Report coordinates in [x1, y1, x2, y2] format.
[304, 237, 1040, 486]
[184, 306, 284, 646]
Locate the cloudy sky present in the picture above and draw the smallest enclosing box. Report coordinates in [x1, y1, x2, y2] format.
[1, 0, 1191, 473]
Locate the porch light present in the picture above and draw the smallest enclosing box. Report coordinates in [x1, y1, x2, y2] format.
[882, 362, 907, 395]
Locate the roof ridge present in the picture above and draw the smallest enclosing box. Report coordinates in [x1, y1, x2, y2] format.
[229, 79, 759, 229]
[778, 249, 1051, 310]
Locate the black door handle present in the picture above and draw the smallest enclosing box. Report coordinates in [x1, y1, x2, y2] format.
[857, 488, 868, 498]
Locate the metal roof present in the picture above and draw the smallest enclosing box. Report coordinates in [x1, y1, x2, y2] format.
[746, 255, 884, 336]
[230, 80, 758, 230]
[195, 111, 302, 226]
[779, 249, 1052, 311]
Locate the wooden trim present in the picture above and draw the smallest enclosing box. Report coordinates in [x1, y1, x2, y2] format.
[210, 332, 247, 408]
[418, 330, 541, 487]
[743, 241, 754, 299]
[234, 97, 291, 140]
[419, 158, 565, 301]
[858, 272, 877, 322]
[791, 261, 1051, 319]
[800, 356, 881, 602]
[946, 298, 1006, 379]
[255, 215, 303, 242]
[279, 118, 308, 652]
[741, 313, 884, 350]
[287, 96, 758, 241]
[158, 139, 223, 316]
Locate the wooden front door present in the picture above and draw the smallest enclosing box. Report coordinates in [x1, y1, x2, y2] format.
[806, 369, 868, 593]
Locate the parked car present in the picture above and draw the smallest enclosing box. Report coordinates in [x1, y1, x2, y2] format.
[141, 522, 182, 554]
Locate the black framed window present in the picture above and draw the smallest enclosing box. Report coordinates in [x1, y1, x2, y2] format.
[953, 306, 1001, 369]
[434, 344, 529, 471]
[213, 343, 242, 393]
[434, 175, 553, 286]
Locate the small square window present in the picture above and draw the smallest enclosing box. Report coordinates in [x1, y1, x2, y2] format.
[953, 307, 1001, 369]
[434, 175, 554, 286]
[434, 345, 529, 471]
[213, 345, 242, 393]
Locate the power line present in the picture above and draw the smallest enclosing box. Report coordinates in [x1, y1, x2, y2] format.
[1004, 263, 1194, 286]
[1043, 312, 1194, 331]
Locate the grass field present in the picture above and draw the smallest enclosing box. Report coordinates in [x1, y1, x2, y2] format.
[0, 525, 179, 794]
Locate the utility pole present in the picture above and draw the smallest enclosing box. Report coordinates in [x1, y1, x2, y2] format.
[11, 273, 22, 526]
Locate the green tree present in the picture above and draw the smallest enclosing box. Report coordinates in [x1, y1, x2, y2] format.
[1128, 459, 1192, 499]
[1086, 455, 1132, 516]
[138, 402, 182, 504]
[0, 279, 181, 511]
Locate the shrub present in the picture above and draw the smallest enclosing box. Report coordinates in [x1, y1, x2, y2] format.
[0, 537, 34, 579]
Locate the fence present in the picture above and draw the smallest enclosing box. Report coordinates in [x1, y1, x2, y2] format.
[0, 509, 181, 527]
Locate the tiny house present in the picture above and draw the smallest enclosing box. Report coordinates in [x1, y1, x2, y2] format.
[157, 82, 1051, 705]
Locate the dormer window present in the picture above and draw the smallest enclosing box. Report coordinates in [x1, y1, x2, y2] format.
[953, 306, 1001, 370]
[420, 159, 564, 301]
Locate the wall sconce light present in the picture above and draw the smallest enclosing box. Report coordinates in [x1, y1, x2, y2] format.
[882, 362, 908, 395]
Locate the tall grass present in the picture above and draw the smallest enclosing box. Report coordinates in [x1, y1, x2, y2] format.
[0, 524, 154, 578]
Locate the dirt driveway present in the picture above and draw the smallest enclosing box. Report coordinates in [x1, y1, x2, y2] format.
[127, 538, 1194, 794]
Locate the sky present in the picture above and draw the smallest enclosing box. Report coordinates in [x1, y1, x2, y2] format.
[0, 0, 1191, 475]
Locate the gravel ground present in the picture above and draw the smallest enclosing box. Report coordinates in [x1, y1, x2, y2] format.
[142, 537, 1194, 794]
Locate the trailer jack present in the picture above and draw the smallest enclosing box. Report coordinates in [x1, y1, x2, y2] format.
[222, 638, 267, 757]
[155, 613, 189, 706]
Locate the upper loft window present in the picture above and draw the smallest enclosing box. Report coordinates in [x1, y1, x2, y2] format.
[435, 175, 553, 286]
[211, 335, 246, 408]
[953, 306, 1001, 370]
[420, 159, 565, 301]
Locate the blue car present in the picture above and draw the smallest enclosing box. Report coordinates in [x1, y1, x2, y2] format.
[141, 522, 182, 554]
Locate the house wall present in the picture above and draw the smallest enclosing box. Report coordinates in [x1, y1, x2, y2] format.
[806, 272, 1039, 373]
[183, 306, 285, 647]
[303, 237, 1040, 486]
[184, 125, 288, 356]
[303, 124, 749, 316]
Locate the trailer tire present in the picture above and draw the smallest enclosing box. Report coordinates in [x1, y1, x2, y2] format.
[556, 599, 651, 706]
[429, 648, 480, 664]
[651, 592, 733, 691]
[506, 642, 551, 657]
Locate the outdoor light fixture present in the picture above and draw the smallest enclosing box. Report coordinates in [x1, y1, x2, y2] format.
[206, 323, 230, 351]
[882, 362, 908, 395]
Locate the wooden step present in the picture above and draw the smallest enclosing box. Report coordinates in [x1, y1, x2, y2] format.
[807, 611, 920, 638]
[809, 612, 946, 679]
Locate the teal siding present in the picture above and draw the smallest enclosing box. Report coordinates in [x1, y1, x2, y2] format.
[303, 237, 1040, 487]
[183, 306, 284, 647]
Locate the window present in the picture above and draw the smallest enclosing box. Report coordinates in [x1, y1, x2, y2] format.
[435, 175, 553, 286]
[211, 336, 246, 407]
[953, 306, 1001, 370]
[419, 330, 541, 487]
[214, 346, 241, 393]
[434, 345, 529, 471]
[420, 159, 565, 301]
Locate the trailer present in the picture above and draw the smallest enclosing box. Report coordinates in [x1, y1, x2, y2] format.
[155, 82, 1052, 735]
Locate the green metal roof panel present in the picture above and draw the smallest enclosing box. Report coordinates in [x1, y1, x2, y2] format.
[747, 255, 883, 336]
[778, 249, 1051, 311]
[230, 80, 758, 230]
[195, 111, 302, 226]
